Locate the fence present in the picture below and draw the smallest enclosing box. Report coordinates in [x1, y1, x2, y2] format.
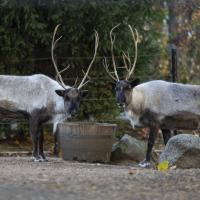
[0, 47, 179, 139]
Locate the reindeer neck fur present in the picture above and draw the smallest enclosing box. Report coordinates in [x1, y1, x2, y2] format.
[125, 87, 145, 114]
[124, 87, 145, 128]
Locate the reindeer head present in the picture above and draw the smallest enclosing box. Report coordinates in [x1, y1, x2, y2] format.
[104, 24, 139, 108]
[103, 24, 139, 107]
[115, 79, 140, 107]
[52, 25, 99, 116]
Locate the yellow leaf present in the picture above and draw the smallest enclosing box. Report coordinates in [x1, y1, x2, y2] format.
[157, 160, 169, 171]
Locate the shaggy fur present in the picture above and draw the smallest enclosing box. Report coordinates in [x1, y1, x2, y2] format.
[127, 80, 200, 129]
[0, 74, 70, 128]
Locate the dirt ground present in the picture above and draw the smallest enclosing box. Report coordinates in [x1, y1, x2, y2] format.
[0, 157, 199, 200]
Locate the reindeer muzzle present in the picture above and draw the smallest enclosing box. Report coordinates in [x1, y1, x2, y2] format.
[117, 103, 125, 108]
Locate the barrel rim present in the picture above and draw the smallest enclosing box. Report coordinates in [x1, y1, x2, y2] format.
[57, 122, 117, 127]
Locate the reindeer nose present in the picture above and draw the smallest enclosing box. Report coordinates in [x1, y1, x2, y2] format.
[117, 103, 125, 108]
[71, 110, 77, 117]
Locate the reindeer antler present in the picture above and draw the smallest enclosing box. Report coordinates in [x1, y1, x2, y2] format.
[125, 25, 139, 80]
[77, 30, 99, 89]
[51, 24, 70, 89]
[103, 24, 120, 81]
[104, 24, 139, 81]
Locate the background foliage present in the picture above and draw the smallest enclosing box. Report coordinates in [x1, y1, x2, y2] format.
[0, 0, 164, 122]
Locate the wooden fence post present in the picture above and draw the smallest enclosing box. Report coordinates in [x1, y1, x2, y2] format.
[170, 46, 178, 135]
[170, 47, 178, 82]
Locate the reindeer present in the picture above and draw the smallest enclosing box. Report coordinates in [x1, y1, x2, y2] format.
[0, 25, 99, 161]
[104, 24, 200, 167]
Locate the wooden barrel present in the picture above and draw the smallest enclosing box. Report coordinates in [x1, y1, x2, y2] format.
[57, 122, 116, 163]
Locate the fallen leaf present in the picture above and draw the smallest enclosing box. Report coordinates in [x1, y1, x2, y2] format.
[157, 160, 169, 171]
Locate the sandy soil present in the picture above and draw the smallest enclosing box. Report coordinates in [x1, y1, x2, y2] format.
[0, 157, 199, 200]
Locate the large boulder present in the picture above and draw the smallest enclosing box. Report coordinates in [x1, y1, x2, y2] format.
[159, 134, 200, 169]
[111, 134, 158, 165]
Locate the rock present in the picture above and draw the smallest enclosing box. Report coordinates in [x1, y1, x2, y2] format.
[159, 134, 200, 169]
[111, 134, 158, 165]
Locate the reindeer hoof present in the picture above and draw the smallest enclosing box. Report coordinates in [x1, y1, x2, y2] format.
[138, 159, 150, 168]
[41, 158, 48, 162]
[53, 149, 59, 157]
[31, 156, 43, 162]
[31, 155, 48, 162]
[38, 155, 48, 162]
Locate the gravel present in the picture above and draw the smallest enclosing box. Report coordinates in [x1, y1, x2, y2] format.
[0, 157, 199, 200]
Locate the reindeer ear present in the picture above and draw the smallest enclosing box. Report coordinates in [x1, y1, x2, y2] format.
[80, 90, 88, 98]
[55, 90, 65, 97]
[130, 78, 140, 88]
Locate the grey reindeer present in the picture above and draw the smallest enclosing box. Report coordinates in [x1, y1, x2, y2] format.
[0, 25, 99, 161]
[104, 24, 200, 167]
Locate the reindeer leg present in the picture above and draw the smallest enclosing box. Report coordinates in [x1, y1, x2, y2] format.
[38, 127, 47, 161]
[161, 129, 171, 145]
[53, 130, 59, 157]
[29, 119, 41, 162]
[29, 108, 51, 162]
[139, 123, 159, 168]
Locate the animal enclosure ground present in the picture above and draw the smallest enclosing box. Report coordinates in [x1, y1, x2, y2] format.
[0, 157, 199, 200]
